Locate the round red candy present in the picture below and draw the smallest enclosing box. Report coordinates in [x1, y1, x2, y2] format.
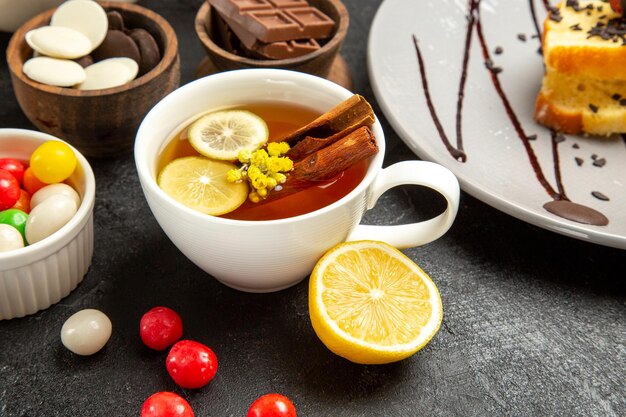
[0, 158, 25, 185]
[141, 392, 194, 417]
[140, 306, 183, 351]
[247, 393, 297, 417]
[0, 169, 20, 211]
[166, 340, 218, 389]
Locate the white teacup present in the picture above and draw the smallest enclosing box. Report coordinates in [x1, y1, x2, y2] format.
[135, 69, 460, 292]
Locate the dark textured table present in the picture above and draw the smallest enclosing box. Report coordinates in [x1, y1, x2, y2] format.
[1, 1, 624, 416]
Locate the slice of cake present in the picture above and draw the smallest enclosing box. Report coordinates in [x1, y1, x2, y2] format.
[535, 0, 626, 136]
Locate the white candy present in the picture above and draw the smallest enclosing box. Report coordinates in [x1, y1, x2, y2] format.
[25, 26, 92, 59]
[0, 224, 24, 252]
[25, 194, 78, 244]
[61, 309, 112, 356]
[23, 57, 86, 87]
[78, 57, 138, 90]
[51, 0, 108, 50]
[31, 183, 81, 210]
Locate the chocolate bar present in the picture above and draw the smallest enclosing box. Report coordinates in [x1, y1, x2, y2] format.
[209, 0, 335, 43]
[217, 10, 320, 59]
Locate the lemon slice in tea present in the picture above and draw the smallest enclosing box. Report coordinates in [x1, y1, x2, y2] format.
[309, 240, 443, 365]
[187, 110, 269, 160]
[158, 156, 248, 216]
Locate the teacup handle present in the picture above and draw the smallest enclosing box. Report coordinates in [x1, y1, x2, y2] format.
[347, 161, 460, 248]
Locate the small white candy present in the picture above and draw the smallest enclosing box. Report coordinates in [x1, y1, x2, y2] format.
[61, 309, 112, 356]
[31, 183, 81, 210]
[78, 57, 138, 90]
[25, 194, 78, 244]
[0, 224, 24, 252]
[25, 26, 92, 59]
[51, 0, 108, 50]
[23, 57, 86, 87]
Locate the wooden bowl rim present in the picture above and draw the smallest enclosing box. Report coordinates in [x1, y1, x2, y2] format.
[194, 0, 349, 66]
[5, 1, 179, 97]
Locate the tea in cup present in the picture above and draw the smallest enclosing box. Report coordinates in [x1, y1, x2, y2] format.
[134, 69, 460, 292]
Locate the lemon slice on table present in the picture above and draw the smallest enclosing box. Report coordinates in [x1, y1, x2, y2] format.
[158, 156, 248, 216]
[188, 110, 269, 160]
[309, 241, 443, 365]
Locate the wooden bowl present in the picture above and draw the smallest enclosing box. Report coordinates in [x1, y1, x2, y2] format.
[6, 1, 180, 158]
[195, 0, 349, 78]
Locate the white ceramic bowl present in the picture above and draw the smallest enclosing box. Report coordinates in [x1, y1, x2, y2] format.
[0, 129, 95, 320]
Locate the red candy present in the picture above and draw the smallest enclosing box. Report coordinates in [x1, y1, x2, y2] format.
[0, 169, 20, 211]
[141, 392, 194, 417]
[0, 158, 25, 184]
[140, 306, 184, 351]
[166, 340, 218, 389]
[247, 394, 297, 417]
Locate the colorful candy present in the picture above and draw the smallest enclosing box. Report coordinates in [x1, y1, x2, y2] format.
[22, 166, 47, 195]
[25, 194, 77, 244]
[0, 169, 20, 211]
[1, 140, 81, 249]
[0, 208, 28, 242]
[30, 141, 77, 184]
[61, 309, 112, 356]
[12, 189, 31, 213]
[31, 183, 80, 210]
[166, 340, 218, 389]
[140, 306, 184, 351]
[140, 392, 194, 417]
[0, 158, 25, 184]
[0, 224, 24, 252]
[247, 394, 297, 417]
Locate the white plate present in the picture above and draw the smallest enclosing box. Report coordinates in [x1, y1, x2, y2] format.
[367, 0, 626, 250]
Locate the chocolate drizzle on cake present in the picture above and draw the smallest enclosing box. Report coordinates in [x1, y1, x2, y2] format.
[411, 0, 611, 227]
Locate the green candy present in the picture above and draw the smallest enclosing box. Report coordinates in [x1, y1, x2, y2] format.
[0, 209, 28, 243]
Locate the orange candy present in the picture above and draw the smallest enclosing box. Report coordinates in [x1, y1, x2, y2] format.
[23, 167, 47, 195]
[12, 189, 31, 213]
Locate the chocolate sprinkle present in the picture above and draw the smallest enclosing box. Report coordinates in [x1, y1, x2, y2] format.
[593, 157, 607, 167]
[484, 59, 502, 74]
[591, 191, 610, 201]
[575, 157, 584, 166]
[612, 93, 622, 100]
[555, 133, 566, 143]
[587, 16, 626, 45]
[527, 134, 537, 141]
[589, 103, 599, 113]
[572, 143, 580, 149]
[570, 23, 583, 31]
[494, 46, 503, 54]
[518, 33, 527, 41]
[591, 153, 598, 160]
[619, 99, 626, 106]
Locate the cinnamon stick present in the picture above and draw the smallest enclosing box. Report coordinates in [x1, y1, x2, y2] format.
[283, 94, 375, 160]
[260, 126, 378, 204]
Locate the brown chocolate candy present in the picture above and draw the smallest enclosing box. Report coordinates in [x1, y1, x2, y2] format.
[106, 11, 125, 31]
[128, 28, 161, 76]
[92, 29, 140, 64]
[73, 55, 94, 68]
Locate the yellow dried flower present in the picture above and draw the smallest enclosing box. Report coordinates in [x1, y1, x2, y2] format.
[226, 169, 243, 183]
[228, 141, 294, 202]
[267, 141, 290, 157]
